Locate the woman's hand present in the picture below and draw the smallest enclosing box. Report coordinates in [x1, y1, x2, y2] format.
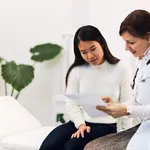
[96, 103, 128, 118]
[101, 96, 114, 105]
[71, 124, 91, 138]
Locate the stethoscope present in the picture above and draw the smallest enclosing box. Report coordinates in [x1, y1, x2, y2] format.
[131, 58, 150, 122]
[132, 59, 150, 89]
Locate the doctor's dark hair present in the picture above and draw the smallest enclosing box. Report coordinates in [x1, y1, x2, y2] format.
[65, 25, 120, 86]
[119, 9, 150, 37]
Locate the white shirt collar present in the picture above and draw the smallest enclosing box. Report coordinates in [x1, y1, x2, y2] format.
[89, 60, 110, 69]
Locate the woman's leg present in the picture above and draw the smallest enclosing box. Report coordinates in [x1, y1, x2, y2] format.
[84, 124, 140, 150]
[64, 122, 116, 150]
[39, 121, 77, 150]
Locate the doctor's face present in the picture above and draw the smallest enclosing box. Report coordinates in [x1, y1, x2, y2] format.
[121, 31, 150, 59]
[78, 41, 104, 66]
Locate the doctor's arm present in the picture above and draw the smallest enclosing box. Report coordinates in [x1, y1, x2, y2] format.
[126, 105, 150, 120]
[97, 66, 150, 120]
[96, 96, 150, 119]
[126, 73, 150, 120]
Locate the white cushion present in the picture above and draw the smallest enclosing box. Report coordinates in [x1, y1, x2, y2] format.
[1, 126, 55, 150]
[0, 96, 42, 140]
[0, 146, 7, 150]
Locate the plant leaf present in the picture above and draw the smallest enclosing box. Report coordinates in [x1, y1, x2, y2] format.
[56, 113, 64, 122]
[30, 43, 62, 62]
[0, 57, 3, 64]
[1, 61, 34, 92]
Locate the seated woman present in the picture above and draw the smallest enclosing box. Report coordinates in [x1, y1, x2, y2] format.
[84, 9, 150, 150]
[40, 25, 133, 150]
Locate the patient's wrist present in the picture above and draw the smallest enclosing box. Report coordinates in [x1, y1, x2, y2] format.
[78, 123, 86, 129]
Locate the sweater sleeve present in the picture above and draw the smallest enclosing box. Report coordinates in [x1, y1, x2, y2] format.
[65, 67, 85, 128]
[118, 63, 133, 131]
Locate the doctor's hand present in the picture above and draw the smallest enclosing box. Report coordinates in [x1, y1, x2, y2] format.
[101, 96, 114, 105]
[96, 103, 128, 118]
[71, 124, 91, 138]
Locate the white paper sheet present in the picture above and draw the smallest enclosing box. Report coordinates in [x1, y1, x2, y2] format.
[64, 94, 108, 117]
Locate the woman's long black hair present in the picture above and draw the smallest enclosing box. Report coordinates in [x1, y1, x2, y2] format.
[65, 25, 120, 86]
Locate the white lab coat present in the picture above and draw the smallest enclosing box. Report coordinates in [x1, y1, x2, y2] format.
[127, 48, 150, 150]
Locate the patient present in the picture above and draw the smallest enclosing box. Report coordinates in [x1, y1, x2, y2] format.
[40, 25, 133, 150]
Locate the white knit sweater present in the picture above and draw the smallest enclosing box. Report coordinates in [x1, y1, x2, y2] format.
[65, 60, 133, 132]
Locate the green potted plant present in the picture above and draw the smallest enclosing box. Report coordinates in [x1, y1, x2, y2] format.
[0, 43, 63, 99]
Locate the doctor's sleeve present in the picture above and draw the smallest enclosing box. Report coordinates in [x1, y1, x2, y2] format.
[65, 67, 85, 128]
[126, 76, 150, 120]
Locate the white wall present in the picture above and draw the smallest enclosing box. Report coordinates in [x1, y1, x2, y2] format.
[0, 0, 72, 125]
[0, 0, 149, 125]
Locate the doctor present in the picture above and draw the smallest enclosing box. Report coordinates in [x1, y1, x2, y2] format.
[84, 9, 150, 150]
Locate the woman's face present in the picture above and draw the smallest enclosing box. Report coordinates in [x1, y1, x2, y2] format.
[78, 41, 104, 65]
[121, 31, 150, 58]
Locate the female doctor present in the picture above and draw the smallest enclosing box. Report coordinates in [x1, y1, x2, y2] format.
[84, 9, 150, 150]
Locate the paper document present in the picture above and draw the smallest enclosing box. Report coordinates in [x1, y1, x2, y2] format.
[64, 94, 108, 117]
